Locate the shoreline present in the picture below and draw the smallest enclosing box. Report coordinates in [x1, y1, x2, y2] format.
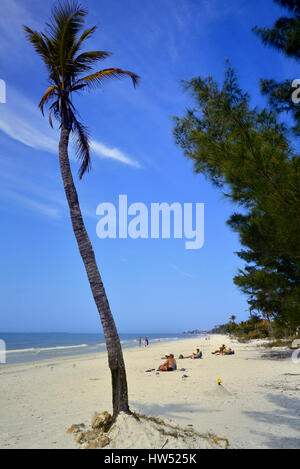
[1, 332, 198, 366]
[1, 333, 206, 370]
[0, 334, 299, 449]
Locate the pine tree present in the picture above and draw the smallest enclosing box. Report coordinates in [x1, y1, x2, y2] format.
[253, 0, 300, 135]
[174, 64, 300, 329]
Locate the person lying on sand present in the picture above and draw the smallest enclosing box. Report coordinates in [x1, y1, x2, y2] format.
[224, 348, 235, 355]
[181, 348, 202, 359]
[212, 345, 226, 355]
[157, 354, 177, 371]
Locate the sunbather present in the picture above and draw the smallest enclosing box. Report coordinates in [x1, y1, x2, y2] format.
[182, 348, 202, 359]
[212, 344, 226, 355]
[157, 354, 177, 371]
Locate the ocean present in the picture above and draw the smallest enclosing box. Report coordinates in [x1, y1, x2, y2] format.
[0, 332, 196, 365]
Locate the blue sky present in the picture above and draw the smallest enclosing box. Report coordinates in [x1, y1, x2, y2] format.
[0, 0, 298, 333]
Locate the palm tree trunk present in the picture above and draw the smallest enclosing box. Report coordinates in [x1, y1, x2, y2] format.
[58, 127, 130, 421]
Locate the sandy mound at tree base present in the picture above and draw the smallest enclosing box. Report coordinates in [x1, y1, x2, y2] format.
[67, 411, 229, 449]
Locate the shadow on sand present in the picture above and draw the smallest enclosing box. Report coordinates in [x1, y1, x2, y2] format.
[260, 349, 293, 361]
[130, 401, 221, 421]
[244, 393, 300, 449]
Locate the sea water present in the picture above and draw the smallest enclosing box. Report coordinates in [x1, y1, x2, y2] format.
[0, 332, 198, 365]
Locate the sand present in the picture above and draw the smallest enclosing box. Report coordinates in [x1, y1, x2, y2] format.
[0, 334, 299, 449]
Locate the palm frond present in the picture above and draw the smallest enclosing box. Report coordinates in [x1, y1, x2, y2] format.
[23, 26, 52, 64]
[48, 100, 60, 127]
[23, 26, 61, 84]
[46, 0, 87, 42]
[65, 26, 99, 77]
[69, 51, 111, 78]
[75, 50, 111, 67]
[70, 25, 98, 57]
[70, 111, 91, 178]
[69, 84, 87, 92]
[73, 68, 140, 90]
[39, 85, 59, 115]
[46, 1, 88, 88]
[49, 109, 54, 128]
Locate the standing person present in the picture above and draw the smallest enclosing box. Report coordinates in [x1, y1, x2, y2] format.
[138, 336, 142, 347]
[146, 336, 149, 346]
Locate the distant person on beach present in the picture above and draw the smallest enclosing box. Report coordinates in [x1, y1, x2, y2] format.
[212, 345, 226, 355]
[182, 348, 202, 359]
[157, 354, 177, 371]
[144, 336, 149, 347]
[138, 336, 142, 347]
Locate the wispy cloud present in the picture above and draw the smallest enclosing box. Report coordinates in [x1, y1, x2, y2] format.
[91, 140, 141, 168]
[0, 165, 98, 221]
[169, 263, 193, 279]
[0, 187, 62, 219]
[0, 87, 58, 153]
[0, 0, 40, 58]
[0, 87, 141, 169]
[0, 1, 141, 170]
[0, 109, 58, 153]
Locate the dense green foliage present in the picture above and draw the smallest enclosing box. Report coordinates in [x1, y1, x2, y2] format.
[253, 0, 300, 61]
[174, 0, 300, 332]
[212, 313, 297, 341]
[253, 0, 300, 135]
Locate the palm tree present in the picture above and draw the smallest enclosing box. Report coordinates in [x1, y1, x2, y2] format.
[229, 315, 236, 323]
[23, 0, 139, 421]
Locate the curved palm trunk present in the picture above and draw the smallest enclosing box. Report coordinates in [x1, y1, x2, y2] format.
[59, 126, 130, 421]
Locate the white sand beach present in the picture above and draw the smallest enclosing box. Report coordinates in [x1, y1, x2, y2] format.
[0, 334, 299, 449]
